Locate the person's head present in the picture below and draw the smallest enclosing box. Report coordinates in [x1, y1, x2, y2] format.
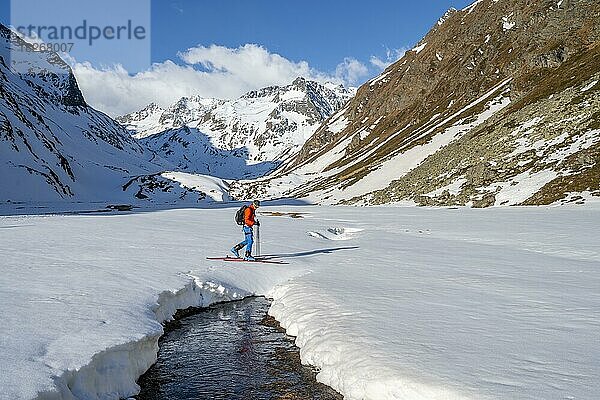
[252, 199, 261, 208]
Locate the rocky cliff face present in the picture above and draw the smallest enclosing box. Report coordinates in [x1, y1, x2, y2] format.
[118, 78, 354, 177]
[242, 0, 600, 206]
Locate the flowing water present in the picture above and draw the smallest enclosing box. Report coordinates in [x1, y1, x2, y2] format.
[135, 297, 342, 400]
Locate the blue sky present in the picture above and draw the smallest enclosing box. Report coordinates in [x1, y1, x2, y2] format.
[150, 0, 472, 73]
[0, 1, 474, 115]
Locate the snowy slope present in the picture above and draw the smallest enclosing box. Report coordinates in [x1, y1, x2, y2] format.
[138, 126, 279, 180]
[161, 172, 232, 202]
[239, 0, 600, 206]
[0, 25, 222, 206]
[1, 205, 599, 400]
[118, 78, 354, 173]
[234, 80, 513, 203]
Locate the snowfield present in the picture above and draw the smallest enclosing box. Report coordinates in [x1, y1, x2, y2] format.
[1, 205, 599, 400]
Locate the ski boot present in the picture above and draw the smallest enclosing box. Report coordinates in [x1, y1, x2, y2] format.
[231, 245, 243, 258]
[244, 251, 256, 261]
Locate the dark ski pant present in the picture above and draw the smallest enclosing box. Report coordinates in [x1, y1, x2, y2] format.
[235, 225, 254, 254]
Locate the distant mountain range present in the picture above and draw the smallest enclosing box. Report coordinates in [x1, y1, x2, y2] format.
[2, 0, 599, 209]
[117, 78, 354, 179]
[0, 22, 353, 207]
[238, 0, 600, 207]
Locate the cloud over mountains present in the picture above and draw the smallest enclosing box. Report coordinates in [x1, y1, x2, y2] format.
[72, 43, 385, 116]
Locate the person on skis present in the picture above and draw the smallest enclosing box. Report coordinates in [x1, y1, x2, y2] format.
[231, 200, 261, 261]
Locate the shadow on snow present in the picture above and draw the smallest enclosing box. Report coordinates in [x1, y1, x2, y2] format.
[140, 126, 280, 180]
[260, 246, 359, 260]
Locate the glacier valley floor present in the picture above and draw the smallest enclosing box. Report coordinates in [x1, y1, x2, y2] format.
[0, 204, 598, 400]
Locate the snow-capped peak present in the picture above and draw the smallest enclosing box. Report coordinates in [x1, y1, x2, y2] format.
[118, 78, 354, 170]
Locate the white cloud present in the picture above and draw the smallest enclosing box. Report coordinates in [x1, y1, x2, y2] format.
[334, 57, 369, 86]
[370, 48, 407, 70]
[72, 61, 206, 117]
[179, 44, 330, 89]
[70, 43, 408, 117]
[71, 44, 347, 117]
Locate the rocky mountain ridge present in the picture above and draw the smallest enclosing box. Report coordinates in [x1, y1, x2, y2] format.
[118, 78, 354, 177]
[237, 0, 600, 207]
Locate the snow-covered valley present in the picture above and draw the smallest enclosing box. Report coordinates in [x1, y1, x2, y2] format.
[1, 1, 600, 399]
[1, 205, 598, 400]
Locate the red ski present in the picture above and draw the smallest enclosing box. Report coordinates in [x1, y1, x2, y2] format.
[206, 256, 288, 265]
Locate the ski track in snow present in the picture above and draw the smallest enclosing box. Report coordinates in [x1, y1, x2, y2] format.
[1, 205, 599, 400]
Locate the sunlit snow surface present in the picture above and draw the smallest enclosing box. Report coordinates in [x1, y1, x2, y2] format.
[1, 205, 599, 400]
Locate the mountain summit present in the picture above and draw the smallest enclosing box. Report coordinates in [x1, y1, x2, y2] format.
[118, 78, 354, 179]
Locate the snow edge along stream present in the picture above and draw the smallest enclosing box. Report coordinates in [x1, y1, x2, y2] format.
[33, 277, 266, 400]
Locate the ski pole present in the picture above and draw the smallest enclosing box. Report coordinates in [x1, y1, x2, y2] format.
[257, 224, 261, 257]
